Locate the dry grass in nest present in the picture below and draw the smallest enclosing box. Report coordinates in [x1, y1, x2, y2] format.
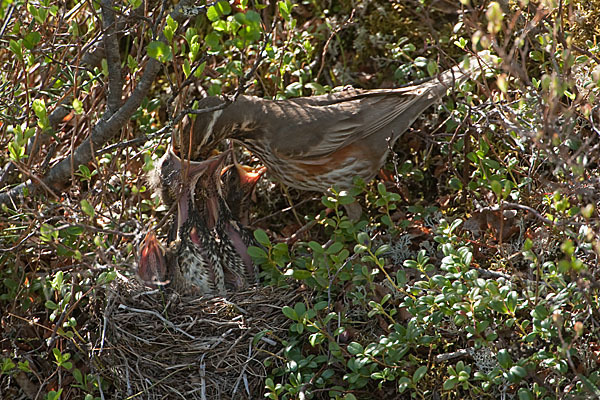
[100, 278, 301, 399]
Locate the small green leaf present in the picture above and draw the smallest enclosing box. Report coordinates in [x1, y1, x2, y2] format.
[247, 246, 267, 259]
[72, 368, 83, 384]
[183, 59, 191, 78]
[517, 388, 534, 400]
[147, 41, 172, 62]
[64, 225, 84, 236]
[253, 229, 271, 247]
[72, 98, 84, 114]
[443, 376, 457, 390]
[23, 32, 41, 50]
[509, 365, 527, 379]
[326, 241, 343, 255]
[347, 342, 363, 355]
[292, 269, 312, 280]
[282, 306, 297, 320]
[9, 39, 23, 61]
[45, 300, 59, 310]
[81, 199, 94, 218]
[207, 0, 232, 21]
[497, 349, 512, 369]
[413, 365, 427, 383]
[397, 376, 411, 393]
[164, 15, 179, 42]
[293, 302, 306, 318]
[490, 180, 502, 196]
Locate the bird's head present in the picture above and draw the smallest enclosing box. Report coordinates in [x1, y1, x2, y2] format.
[174, 96, 229, 161]
[138, 231, 169, 288]
[221, 159, 266, 224]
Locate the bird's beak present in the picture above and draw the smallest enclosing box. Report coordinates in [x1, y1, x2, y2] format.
[234, 164, 266, 189]
[138, 231, 168, 287]
[173, 149, 231, 230]
[204, 150, 231, 229]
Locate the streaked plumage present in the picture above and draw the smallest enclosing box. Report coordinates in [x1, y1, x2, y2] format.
[139, 148, 259, 294]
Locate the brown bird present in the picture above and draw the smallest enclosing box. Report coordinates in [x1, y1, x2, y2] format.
[175, 59, 480, 192]
[218, 159, 266, 285]
[139, 148, 258, 293]
[221, 153, 266, 225]
[138, 231, 169, 288]
[139, 151, 230, 294]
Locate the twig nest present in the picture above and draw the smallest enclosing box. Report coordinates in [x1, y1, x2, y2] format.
[101, 277, 298, 399]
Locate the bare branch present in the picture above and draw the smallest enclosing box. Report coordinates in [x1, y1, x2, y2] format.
[0, 0, 203, 207]
[101, 0, 124, 115]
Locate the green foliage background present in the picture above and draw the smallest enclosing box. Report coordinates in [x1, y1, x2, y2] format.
[1, 0, 600, 399]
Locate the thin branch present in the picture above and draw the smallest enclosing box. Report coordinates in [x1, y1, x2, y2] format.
[0, 0, 203, 207]
[101, 0, 124, 115]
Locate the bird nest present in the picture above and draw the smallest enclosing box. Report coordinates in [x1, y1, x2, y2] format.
[101, 277, 300, 399]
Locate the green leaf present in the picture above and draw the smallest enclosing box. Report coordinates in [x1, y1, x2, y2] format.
[497, 349, 512, 369]
[308, 241, 324, 254]
[397, 376, 410, 393]
[490, 180, 502, 196]
[292, 269, 312, 280]
[23, 32, 41, 50]
[326, 241, 343, 255]
[45, 300, 59, 310]
[357, 232, 370, 246]
[413, 365, 427, 383]
[8, 142, 25, 162]
[183, 59, 191, 78]
[505, 291, 517, 314]
[72, 368, 83, 384]
[347, 342, 363, 355]
[81, 199, 94, 218]
[482, 158, 501, 170]
[517, 388, 534, 400]
[32, 99, 49, 130]
[293, 302, 306, 318]
[207, 0, 231, 21]
[509, 365, 527, 379]
[253, 229, 271, 247]
[64, 225, 84, 236]
[374, 244, 390, 256]
[147, 41, 172, 62]
[193, 61, 206, 78]
[72, 98, 84, 114]
[97, 270, 117, 286]
[282, 306, 297, 320]
[278, 0, 291, 20]
[443, 376, 457, 390]
[9, 39, 23, 61]
[247, 246, 267, 259]
[164, 15, 179, 42]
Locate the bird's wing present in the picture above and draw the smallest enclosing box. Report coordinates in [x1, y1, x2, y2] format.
[261, 85, 433, 159]
[260, 63, 473, 159]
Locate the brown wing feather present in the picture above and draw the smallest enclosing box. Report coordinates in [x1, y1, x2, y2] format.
[252, 64, 470, 159]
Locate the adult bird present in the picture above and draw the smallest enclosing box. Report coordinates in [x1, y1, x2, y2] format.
[174, 57, 482, 193]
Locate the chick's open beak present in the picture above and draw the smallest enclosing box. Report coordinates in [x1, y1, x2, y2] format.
[138, 231, 168, 287]
[174, 150, 231, 230]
